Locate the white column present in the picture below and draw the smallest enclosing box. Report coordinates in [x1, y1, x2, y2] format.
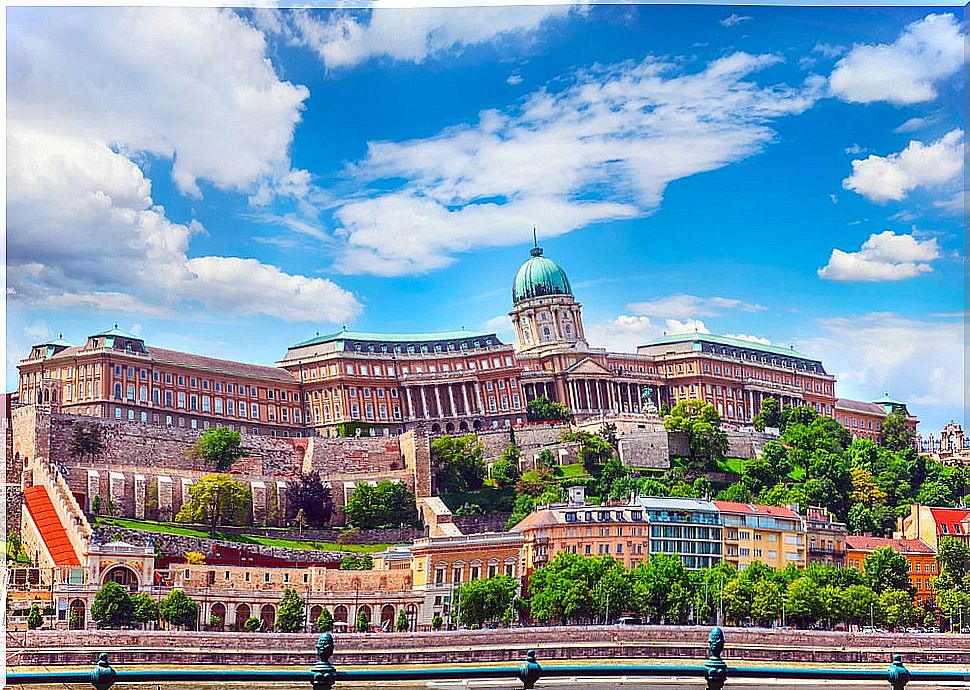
[608, 382, 615, 412]
[433, 386, 443, 419]
[419, 387, 429, 419]
[475, 383, 485, 414]
[447, 385, 457, 418]
[406, 388, 415, 420]
[584, 380, 591, 412]
[461, 384, 471, 416]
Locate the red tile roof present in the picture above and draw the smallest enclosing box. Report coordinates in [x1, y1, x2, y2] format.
[713, 501, 800, 518]
[147, 347, 298, 384]
[928, 508, 970, 537]
[23, 485, 81, 566]
[835, 398, 886, 416]
[846, 535, 935, 554]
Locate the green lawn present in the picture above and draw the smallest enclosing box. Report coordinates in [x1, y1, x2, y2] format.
[555, 463, 589, 479]
[439, 487, 515, 513]
[93, 517, 395, 553]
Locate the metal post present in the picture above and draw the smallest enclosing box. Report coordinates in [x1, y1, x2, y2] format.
[311, 632, 336, 690]
[518, 649, 542, 689]
[886, 654, 910, 690]
[704, 627, 728, 690]
[90, 653, 116, 690]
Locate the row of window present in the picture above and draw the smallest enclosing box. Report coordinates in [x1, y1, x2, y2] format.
[112, 407, 268, 435]
[110, 385, 303, 423]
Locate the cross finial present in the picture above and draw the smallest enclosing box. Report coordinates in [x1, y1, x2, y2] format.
[533, 227, 538, 248]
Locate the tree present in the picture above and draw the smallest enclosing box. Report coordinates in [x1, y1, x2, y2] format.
[396, 608, 410, 632]
[663, 400, 728, 471]
[316, 607, 334, 632]
[881, 409, 915, 452]
[490, 444, 522, 488]
[244, 616, 261, 632]
[457, 576, 518, 628]
[753, 397, 782, 432]
[68, 422, 105, 464]
[26, 603, 43, 630]
[536, 449, 557, 470]
[526, 396, 571, 423]
[158, 589, 199, 630]
[339, 554, 374, 570]
[184, 551, 206, 565]
[631, 554, 692, 624]
[176, 474, 252, 537]
[431, 435, 487, 493]
[879, 588, 914, 630]
[130, 592, 159, 627]
[935, 537, 970, 591]
[285, 471, 333, 527]
[936, 588, 970, 628]
[275, 588, 305, 633]
[355, 609, 370, 632]
[91, 582, 134, 629]
[849, 467, 887, 506]
[576, 434, 614, 477]
[515, 467, 556, 498]
[863, 547, 914, 595]
[845, 584, 880, 627]
[751, 579, 783, 627]
[847, 503, 896, 537]
[342, 480, 418, 529]
[186, 427, 246, 472]
[785, 576, 824, 628]
[430, 613, 443, 630]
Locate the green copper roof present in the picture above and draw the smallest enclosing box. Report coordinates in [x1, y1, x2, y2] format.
[512, 246, 572, 305]
[872, 394, 905, 406]
[290, 328, 494, 349]
[640, 333, 817, 361]
[90, 324, 141, 340]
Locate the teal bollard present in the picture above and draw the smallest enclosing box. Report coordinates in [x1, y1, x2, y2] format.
[311, 632, 337, 690]
[887, 654, 910, 690]
[704, 627, 728, 690]
[90, 653, 117, 690]
[518, 649, 542, 689]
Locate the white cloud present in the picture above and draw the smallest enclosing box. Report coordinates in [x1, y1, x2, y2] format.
[798, 313, 963, 411]
[844, 143, 867, 155]
[507, 73, 524, 86]
[817, 230, 941, 281]
[842, 129, 963, 202]
[720, 13, 752, 28]
[279, 5, 577, 69]
[334, 52, 824, 274]
[724, 333, 771, 345]
[627, 293, 765, 319]
[479, 315, 516, 344]
[828, 13, 964, 105]
[934, 190, 966, 216]
[7, 8, 361, 325]
[665, 319, 710, 335]
[893, 116, 937, 133]
[813, 43, 846, 59]
[586, 315, 660, 352]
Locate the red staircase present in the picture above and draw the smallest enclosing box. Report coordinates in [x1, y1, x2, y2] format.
[23, 485, 81, 566]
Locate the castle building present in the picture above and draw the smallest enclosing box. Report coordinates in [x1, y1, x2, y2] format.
[15, 243, 917, 441]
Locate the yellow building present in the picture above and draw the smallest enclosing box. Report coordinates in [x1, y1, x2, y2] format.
[715, 501, 805, 570]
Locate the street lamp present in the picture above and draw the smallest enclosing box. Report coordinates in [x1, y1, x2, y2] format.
[870, 601, 874, 629]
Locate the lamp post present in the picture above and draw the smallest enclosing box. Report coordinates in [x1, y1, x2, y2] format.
[870, 601, 874, 629]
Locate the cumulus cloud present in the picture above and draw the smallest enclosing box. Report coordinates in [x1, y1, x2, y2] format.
[828, 13, 964, 105]
[720, 13, 752, 27]
[724, 333, 771, 345]
[334, 52, 824, 274]
[842, 129, 963, 202]
[627, 293, 765, 319]
[817, 231, 941, 281]
[7, 7, 361, 324]
[269, 5, 577, 69]
[798, 313, 963, 413]
[813, 43, 846, 59]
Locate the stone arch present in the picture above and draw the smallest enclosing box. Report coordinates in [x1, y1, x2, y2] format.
[445, 422, 455, 433]
[459, 421, 468, 432]
[69, 599, 86, 630]
[380, 604, 395, 631]
[334, 605, 349, 628]
[357, 604, 372, 629]
[473, 419, 483, 431]
[210, 602, 226, 631]
[431, 423, 441, 434]
[260, 603, 275, 631]
[405, 603, 418, 630]
[309, 604, 323, 630]
[234, 604, 251, 631]
[102, 565, 140, 590]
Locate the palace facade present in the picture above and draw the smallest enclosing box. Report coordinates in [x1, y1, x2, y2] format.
[15, 243, 917, 440]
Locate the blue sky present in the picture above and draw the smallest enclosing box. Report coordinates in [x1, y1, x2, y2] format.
[6, 4, 965, 434]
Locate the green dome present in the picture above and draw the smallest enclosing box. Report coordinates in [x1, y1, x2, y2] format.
[512, 247, 573, 305]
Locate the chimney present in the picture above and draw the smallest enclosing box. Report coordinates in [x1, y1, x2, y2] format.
[567, 485, 586, 505]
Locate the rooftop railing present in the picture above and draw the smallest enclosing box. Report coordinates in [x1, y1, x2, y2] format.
[7, 627, 969, 689]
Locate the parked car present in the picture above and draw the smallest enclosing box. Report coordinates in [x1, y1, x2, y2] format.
[615, 616, 642, 626]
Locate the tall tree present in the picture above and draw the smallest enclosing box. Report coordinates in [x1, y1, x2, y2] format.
[663, 400, 728, 471]
[526, 396, 571, 423]
[275, 588, 305, 633]
[431, 435, 486, 493]
[880, 409, 915, 452]
[863, 547, 914, 595]
[457, 576, 518, 628]
[26, 603, 43, 630]
[131, 592, 159, 627]
[186, 427, 246, 472]
[91, 582, 134, 629]
[753, 397, 782, 432]
[936, 536, 970, 591]
[878, 588, 914, 630]
[490, 444, 523, 488]
[316, 607, 334, 632]
[285, 471, 333, 527]
[631, 553, 692, 624]
[176, 474, 252, 537]
[342, 480, 418, 529]
[68, 422, 105, 464]
[159, 589, 199, 630]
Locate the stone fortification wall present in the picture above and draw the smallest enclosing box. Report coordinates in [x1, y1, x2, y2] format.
[15, 626, 970, 667]
[725, 429, 775, 459]
[301, 435, 405, 476]
[92, 525, 343, 565]
[618, 431, 671, 469]
[213, 525, 424, 544]
[476, 424, 567, 459]
[452, 513, 511, 534]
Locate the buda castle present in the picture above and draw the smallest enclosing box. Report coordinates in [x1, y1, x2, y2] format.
[15, 244, 916, 442]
